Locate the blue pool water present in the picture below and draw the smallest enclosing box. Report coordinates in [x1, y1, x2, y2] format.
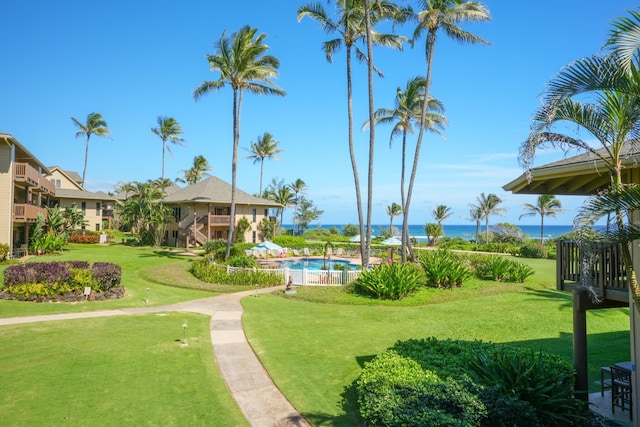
[277, 258, 357, 270]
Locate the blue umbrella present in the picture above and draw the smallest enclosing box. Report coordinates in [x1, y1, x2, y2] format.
[251, 241, 283, 251]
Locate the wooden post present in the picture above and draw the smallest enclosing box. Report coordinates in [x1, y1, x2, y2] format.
[573, 287, 589, 401]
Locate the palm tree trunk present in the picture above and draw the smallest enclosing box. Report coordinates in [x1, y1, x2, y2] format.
[162, 140, 166, 180]
[82, 135, 90, 184]
[226, 88, 240, 258]
[540, 214, 544, 245]
[400, 131, 408, 262]
[259, 159, 264, 195]
[346, 45, 366, 265]
[485, 217, 489, 244]
[363, 0, 375, 268]
[405, 30, 437, 262]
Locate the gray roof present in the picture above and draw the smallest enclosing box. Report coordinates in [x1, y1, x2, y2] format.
[54, 188, 116, 201]
[1, 133, 49, 173]
[164, 176, 280, 207]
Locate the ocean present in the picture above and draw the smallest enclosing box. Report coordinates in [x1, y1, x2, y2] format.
[286, 224, 579, 241]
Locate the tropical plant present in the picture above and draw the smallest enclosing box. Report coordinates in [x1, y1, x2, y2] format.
[70, 112, 111, 184]
[151, 116, 185, 180]
[468, 204, 483, 244]
[432, 204, 453, 236]
[342, 223, 360, 236]
[367, 77, 447, 261]
[176, 155, 213, 185]
[258, 216, 276, 241]
[475, 193, 505, 244]
[298, 0, 409, 266]
[354, 262, 424, 300]
[405, 0, 491, 261]
[385, 202, 402, 236]
[424, 223, 442, 246]
[419, 249, 471, 288]
[194, 25, 285, 258]
[245, 132, 282, 195]
[264, 178, 294, 233]
[235, 216, 250, 243]
[519, 194, 563, 244]
[471, 255, 534, 282]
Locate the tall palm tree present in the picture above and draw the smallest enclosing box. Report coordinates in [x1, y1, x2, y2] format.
[468, 204, 483, 244]
[151, 116, 185, 180]
[407, 0, 491, 259]
[298, 0, 408, 266]
[176, 155, 213, 185]
[289, 178, 307, 235]
[476, 192, 505, 244]
[385, 202, 402, 236]
[365, 76, 446, 260]
[519, 195, 563, 244]
[245, 132, 282, 195]
[264, 178, 294, 234]
[432, 204, 453, 235]
[71, 112, 111, 184]
[194, 26, 285, 258]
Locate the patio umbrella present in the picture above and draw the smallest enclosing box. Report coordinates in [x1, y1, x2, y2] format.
[349, 235, 361, 242]
[381, 236, 402, 246]
[251, 241, 282, 251]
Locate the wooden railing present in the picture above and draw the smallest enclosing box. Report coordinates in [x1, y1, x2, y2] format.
[13, 204, 48, 222]
[209, 214, 230, 225]
[556, 240, 628, 302]
[14, 163, 56, 194]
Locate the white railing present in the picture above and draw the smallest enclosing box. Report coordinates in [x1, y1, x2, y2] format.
[214, 263, 360, 286]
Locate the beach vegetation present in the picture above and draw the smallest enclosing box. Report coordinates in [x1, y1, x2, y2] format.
[289, 178, 308, 235]
[244, 131, 282, 195]
[419, 249, 472, 288]
[519, 195, 563, 245]
[175, 154, 212, 185]
[341, 223, 360, 236]
[150, 116, 185, 180]
[424, 222, 442, 246]
[354, 262, 424, 300]
[470, 255, 534, 282]
[293, 196, 323, 234]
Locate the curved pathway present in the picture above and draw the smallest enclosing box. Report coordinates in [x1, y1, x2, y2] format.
[0, 287, 311, 427]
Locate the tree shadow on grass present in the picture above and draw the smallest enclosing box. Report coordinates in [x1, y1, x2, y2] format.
[303, 380, 366, 427]
[138, 250, 197, 260]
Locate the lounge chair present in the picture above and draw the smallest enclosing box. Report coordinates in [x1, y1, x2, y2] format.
[336, 248, 344, 256]
[303, 248, 310, 256]
[292, 249, 301, 256]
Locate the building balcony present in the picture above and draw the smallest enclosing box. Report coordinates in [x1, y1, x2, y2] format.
[14, 163, 56, 195]
[209, 214, 231, 226]
[13, 204, 48, 223]
[102, 209, 114, 218]
[556, 240, 629, 303]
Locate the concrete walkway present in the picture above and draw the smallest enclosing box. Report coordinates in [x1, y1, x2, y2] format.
[0, 287, 311, 427]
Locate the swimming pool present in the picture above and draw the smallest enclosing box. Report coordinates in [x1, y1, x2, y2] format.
[277, 258, 357, 270]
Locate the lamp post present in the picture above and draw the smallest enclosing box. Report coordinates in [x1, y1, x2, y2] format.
[145, 287, 150, 304]
[182, 322, 188, 346]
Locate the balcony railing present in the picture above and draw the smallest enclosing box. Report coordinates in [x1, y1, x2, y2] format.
[209, 214, 231, 225]
[556, 240, 628, 303]
[13, 204, 48, 222]
[14, 163, 56, 194]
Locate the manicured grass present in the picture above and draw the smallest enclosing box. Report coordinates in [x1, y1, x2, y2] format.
[242, 257, 629, 426]
[0, 243, 254, 317]
[0, 312, 248, 426]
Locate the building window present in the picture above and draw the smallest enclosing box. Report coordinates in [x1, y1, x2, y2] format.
[173, 207, 182, 221]
[81, 202, 86, 214]
[252, 209, 257, 223]
[95, 223, 100, 231]
[252, 231, 256, 243]
[96, 202, 101, 216]
[50, 179, 61, 188]
[172, 230, 178, 238]
[264, 208, 268, 217]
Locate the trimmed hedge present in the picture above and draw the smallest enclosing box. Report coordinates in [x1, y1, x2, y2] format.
[356, 338, 587, 427]
[68, 234, 100, 244]
[190, 259, 283, 287]
[2, 261, 123, 301]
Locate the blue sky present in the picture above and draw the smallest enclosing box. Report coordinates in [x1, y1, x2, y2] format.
[2, 0, 637, 226]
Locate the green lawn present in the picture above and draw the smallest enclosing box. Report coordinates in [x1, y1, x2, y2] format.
[0, 247, 631, 426]
[0, 312, 248, 427]
[242, 257, 630, 426]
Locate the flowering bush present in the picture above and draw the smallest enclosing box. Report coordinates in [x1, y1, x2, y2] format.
[68, 234, 100, 244]
[2, 261, 123, 301]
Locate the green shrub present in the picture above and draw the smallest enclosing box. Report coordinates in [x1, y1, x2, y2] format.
[68, 234, 99, 244]
[354, 262, 424, 300]
[519, 242, 547, 258]
[272, 235, 306, 247]
[69, 268, 94, 290]
[357, 349, 486, 427]
[358, 338, 588, 427]
[419, 249, 472, 288]
[190, 260, 283, 287]
[0, 243, 9, 260]
[471, 255, 534, 282]
[228, 255, 256, 268]
[468, 347, 587, 426]
[202, 239, 227, 254]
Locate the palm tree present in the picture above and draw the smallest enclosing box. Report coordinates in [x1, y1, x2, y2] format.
[468, 204, 483, 244]
[385, 202, 402, 236]
[519, 195, 563, 244]
[194, 26, 285, 258]
[365, 76, 446, 260]
[176, 155, 212, 185]
[289, 178, 307, 235]
[298, 0, 408, 266]
[475, 192, 505, 244]
[264, 178, 294, 234]
[151, 116, 185, 180]
[245, 132, 282, 195]
[406, 0, 491, 259]
[432, 204, 453, 236]
[71, 112, 111, 184]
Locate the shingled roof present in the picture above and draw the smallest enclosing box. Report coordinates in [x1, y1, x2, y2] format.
[164, 176, 280, 207]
